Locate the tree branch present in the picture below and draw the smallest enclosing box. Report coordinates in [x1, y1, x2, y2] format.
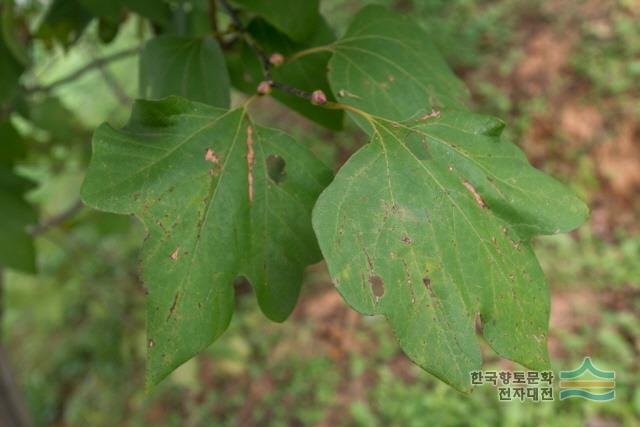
[94, 57, 132, 106]
[270, 81, 314, 101]
[219, 0, 272, 79]
[218, 0, 324, 103]
[28, 200, 84, 236]
[26, 47, 140, 95]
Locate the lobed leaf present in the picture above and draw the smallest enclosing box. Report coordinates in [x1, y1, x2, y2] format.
[313, 112, 588, 391]
[313, 5, 589, 391]
[81, 97, 332, 386]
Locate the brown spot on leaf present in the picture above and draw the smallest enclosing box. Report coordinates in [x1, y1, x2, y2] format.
[246, 126, 255, 203]
[423, 277, 436, 298]
[369, 275, 385, 299]
[401, 234, 412, 244]
[417, 110, 441, 122]
[167, 291, 179, 320]
[148, 339, 155, 348]
[170, 247, 180, 260]
[205, 148, 220, 165]
[463, 180, 487, 208]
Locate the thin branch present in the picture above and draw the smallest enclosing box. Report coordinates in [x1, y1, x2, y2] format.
[219, 0, 325, 104]
[29, 200, 84, 236]
[219, 0, 273, 79]
[270, 81, 314, 100]
[26, 47, 140, 95]
[95, 58, 132, 106]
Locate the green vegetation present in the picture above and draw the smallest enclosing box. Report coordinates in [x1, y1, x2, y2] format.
[2, 0, 638, 426]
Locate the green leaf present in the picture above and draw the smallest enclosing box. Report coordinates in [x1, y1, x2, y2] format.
[139, 35, 231, 108]
[231, 0, 321, 42]
[78, 0, 172, 30]
[36, 0, 93, 48]
[2, 0, 29, 66]
[166, 0, 212, 37]
[81, 97, 332, 386]
[0, 120, 26, 165]
[77, 0, 123, 22]
[0, 169, 37, 273]
[0, 122, 36, 273]
[125, 0, 172, 27]
[77, 0, 125, 42]
[328, 5, 469, 125]
[27, 97, 86, 143]
[313, 5, 588, 391]
[226, 18, 343, 130]
[0, 34, 23, 106]
[312, 111, 588, 392]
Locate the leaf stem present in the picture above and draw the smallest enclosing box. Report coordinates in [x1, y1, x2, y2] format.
[286, 45, 335, 63]
[219, 0, 273, 80]
[218, 0, 326, 104]
[324, 101, 375, 123]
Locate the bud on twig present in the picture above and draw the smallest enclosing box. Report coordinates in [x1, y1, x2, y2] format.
[310, 90, 327, 105]
[269, 52, 284, 67]
[257, 81, 272, 95]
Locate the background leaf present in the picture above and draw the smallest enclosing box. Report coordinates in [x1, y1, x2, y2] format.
[0, 121, 36, 272]
[81, 97, 332, 386]
[231, 0, 321, 42]
[0, 34, 23, 107]
[139, 35, 231, 108]
[36, 0, 93, 48]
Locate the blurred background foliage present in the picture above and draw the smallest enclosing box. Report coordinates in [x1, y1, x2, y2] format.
[1, 0, 639, 426]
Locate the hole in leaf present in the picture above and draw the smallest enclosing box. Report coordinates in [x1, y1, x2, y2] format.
[369, 275, 385, 298]
[266, 154, 286, 184]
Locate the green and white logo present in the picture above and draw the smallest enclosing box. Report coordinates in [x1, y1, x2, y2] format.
[559, 358, 615, 401]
